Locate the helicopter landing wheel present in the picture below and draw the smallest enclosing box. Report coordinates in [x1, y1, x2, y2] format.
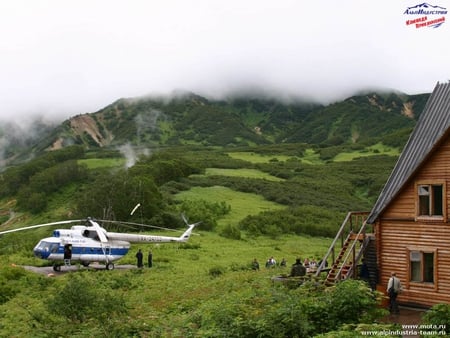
[53, 264, 61, 272]
[106, 263, 114, 270]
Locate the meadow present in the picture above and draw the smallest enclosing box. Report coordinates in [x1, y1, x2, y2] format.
[0, 229, 338, 337]
[175, 185, 286, 227]
[333, 143, 400, 162]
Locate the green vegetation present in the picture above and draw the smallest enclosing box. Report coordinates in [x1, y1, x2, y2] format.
[333, 143, 400, 162]
[175, 186, 286, 227]
[0, 90, 432, 337]
[0, 142, 401, 336]
[78, 157, 126, 169]
[0, 231, 394, 337]
[300, 148, 324, 165]
[204, 168, 285, 181]
[227, 151, 297, 164]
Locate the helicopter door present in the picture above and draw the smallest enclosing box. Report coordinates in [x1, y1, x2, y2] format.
[63, 244, 72, 266]
[64, 244, 72, 259]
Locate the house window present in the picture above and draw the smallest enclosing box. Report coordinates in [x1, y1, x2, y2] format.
[410, 251, 434, 283]
[418, 184, 443, 216]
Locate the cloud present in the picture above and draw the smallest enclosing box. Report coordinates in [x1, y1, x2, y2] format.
[0, 0, 449, 123]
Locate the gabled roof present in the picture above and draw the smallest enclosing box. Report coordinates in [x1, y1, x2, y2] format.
[367, 82, 450, 224]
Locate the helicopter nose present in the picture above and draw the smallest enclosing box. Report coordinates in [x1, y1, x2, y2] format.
[33, 247, 44, 258]
[33, 245, 50, 259]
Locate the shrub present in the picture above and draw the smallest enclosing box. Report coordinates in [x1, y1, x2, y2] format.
[189, 278, 385, 337]
[421, 303, 450, 335]
[46, 273, 128, 323]
[208, 266, 226, 277]
[219, 224, 242, 240]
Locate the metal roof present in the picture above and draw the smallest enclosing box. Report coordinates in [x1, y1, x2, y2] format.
[367, 82, 450, 224]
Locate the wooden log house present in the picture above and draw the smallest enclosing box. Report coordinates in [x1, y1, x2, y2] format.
[317, 82, 450, 308]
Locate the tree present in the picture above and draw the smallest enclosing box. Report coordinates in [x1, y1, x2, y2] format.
[75, 170, 163, 222]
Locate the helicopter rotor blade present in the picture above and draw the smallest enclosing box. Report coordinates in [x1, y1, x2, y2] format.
[130, 203, 141, 215]
[181, 213, 189, 226]
[0, 220, 84, 236]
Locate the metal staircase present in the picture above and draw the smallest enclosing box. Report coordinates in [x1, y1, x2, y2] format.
[315, 211, 375, 285]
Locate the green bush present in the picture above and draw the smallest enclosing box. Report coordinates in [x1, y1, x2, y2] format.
[189, 279, 385, 337]
[208, 266, 226, 277]
[46, 273, 128, 323]
[219, 223, 242, 240]
[421, 303, 450, 336]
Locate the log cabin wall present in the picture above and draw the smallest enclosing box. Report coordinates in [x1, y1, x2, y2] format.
[376, 133, 450, 307]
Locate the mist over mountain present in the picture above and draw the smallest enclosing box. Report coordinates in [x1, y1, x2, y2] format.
[0, 89, 430, 169]
[0, 118, 58, 167]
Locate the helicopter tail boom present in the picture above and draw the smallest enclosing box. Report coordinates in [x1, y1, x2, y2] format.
[106, 222, 199, 244]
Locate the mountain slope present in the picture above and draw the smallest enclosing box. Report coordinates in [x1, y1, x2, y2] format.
[0, 90, 430, 166]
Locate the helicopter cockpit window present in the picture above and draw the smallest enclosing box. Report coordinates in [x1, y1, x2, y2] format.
[36, 241, 59, 253]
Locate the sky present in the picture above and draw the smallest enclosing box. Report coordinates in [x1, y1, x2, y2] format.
[1, 0, 449, 124]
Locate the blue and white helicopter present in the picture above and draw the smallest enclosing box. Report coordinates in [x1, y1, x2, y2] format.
[0, 215, 199, 271]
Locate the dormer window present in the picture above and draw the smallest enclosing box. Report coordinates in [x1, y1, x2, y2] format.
[417, 183, 444, 217]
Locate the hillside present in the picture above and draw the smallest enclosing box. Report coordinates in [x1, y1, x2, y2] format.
[0, 90, 429, 167]
[53, 91, 427, 149]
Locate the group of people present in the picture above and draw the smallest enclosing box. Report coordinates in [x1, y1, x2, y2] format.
[251, 256, 324, 271]
[136, 249, 153, 268]
[251, 257, 316, 277]
[251, 256, 285, 270]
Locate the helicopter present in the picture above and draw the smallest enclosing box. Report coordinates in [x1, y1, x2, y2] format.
[0, 215, 200, 271]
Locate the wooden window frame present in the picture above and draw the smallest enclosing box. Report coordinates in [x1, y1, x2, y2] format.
[406, 247, 438, 291]
[415, 181, 446, 221]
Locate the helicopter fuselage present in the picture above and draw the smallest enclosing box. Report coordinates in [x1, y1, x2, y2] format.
[33, 225, 131, 264]
[0, 217, 199, 271]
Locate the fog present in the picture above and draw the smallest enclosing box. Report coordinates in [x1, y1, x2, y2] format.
[1, 0, 449, 124]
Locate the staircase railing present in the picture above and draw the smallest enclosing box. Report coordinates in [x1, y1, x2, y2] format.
[315, 211, 370, 280]
[334, 221, 371, 281]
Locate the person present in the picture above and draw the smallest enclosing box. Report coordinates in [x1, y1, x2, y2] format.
[387, 272, 402, 314]
[148, 251, 153, 268]
[280, 258, 287, 267]
[64, 244, 72, 266]
[251, 258, 260, 271]
[136, 249, 143, 268]
[303, 258, 310, 268]
[265, 256, 276, 268]
[290, 258, 306, 277]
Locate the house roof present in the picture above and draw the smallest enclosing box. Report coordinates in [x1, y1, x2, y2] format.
[367, 82, 450, 224]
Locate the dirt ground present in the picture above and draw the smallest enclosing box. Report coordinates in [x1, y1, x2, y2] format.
[382, 306, 428, 338]
[21, 263, 137, 276]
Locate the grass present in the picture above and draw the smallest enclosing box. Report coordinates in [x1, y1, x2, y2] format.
[78, 158, 126, 169]
[174, 186, 286, 226]
[333, 143, 399, 162]
[112, 231, 332, 330]
[204, 168, 285, 182]
[0, 228, 333, 336]
[300, 148, 324, 165]
[227, 152, 296, 164]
